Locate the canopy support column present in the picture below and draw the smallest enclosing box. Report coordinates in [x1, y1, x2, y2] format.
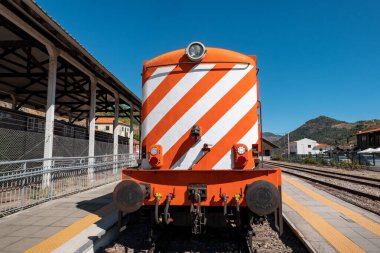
[138, 110, 142, 159]
[129, 106, 134, 155]
[113, 94, 119, 174]
[42, 46, 58, 188]
[88, 77, 97, 181]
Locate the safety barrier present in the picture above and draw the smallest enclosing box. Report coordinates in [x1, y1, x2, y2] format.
[0, 154, 138, 217]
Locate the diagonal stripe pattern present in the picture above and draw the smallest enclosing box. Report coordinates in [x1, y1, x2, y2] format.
[142, 63, 235, 148]
[142, 64, 194, 122]
[142, 63, 258, 170]
[212, 122, 259, 170]
[161, 66, 256, 169]
[142, 65, 175, 103]
[174, 85, 257, 169]
[142, 64, 215, 140]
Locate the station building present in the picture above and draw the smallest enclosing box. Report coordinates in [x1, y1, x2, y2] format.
[355, 128, 380, 150]
[261, 138, 279, 160]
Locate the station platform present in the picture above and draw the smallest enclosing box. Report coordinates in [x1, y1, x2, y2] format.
[1, 175, 380, 253]
[0, 182, 119, 253]
[282, 175, 380, 253]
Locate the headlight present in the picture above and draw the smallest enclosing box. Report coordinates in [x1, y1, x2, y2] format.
[186, 42, 206, 61]
[150, 147, 158, 156]
[237, 146, 246, 155]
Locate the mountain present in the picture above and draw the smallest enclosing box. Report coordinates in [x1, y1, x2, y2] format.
[262, 132, 283, 143]
[274, 116, 380, 147]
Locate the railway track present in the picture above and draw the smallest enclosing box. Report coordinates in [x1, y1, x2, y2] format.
[103, 210, 306, 253]
[264, 161, 380, 215]
[265, 161, 380, 187]
[103, 210, 254, 253]
[152, 226, 254, 253]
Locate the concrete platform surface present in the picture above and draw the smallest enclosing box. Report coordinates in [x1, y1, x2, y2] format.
[282, 175, 380, 253]
[0, 182, 118, 253]
[2, 174, 380, 253]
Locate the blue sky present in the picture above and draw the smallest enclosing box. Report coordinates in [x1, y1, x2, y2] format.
[36, 0, 380, 134]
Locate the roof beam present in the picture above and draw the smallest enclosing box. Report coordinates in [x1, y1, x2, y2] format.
[15, 93, 33, 110]
[0, 40, 41, 48]
[1, 54, 28, 69]
[70, 111, 84, 124]
[55, 101, 88, 105]
[1, 2, 141, 112]
[0, 72, 87, 78]
[0, 47, 19, 58]
[0, 62, 19, 73]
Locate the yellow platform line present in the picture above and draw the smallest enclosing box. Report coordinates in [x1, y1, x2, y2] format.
[283, 175, 380, 237]
[24, 203, 114, 253]
[283, 191, 365, 253]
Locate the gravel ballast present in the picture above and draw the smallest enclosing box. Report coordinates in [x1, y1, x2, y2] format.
[102, 214, 307, 253]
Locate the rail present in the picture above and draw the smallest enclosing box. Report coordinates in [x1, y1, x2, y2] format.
[0, 154, 138, 217]
[264, 161, 380, 215]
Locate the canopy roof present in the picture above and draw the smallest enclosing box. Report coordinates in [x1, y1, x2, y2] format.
[0, 0, 141, 124]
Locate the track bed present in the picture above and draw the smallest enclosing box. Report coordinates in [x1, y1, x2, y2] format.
[101, 214, 307, 253]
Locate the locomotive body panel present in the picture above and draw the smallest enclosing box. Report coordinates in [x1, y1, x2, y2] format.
[122, 169, 281, 206]
[114, 44, 282, 231]
[141, 48, 260, 170]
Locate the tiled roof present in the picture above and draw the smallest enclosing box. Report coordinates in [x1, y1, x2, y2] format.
[262, 138, 279, 148]
[355, 128, 380, 135]
[315, 143, 332, 148]
[96, 118, 129, 125]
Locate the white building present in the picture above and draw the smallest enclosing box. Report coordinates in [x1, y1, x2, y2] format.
[95, 118, 130, 138]
[312, 144, 334, 154]
[289, 138, 318, 155]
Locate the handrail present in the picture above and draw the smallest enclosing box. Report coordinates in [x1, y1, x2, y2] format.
[0, 153, 139, 217]
[0, 154, 135, 165]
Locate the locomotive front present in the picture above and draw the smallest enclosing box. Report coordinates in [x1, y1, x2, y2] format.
[114, 42, 282, 234]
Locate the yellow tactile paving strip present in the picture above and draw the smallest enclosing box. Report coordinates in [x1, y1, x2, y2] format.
[23, 176, 380, 253]
[283, 175, 380, 237]
[283, 191, 365, 253]
[24, 203, 114, 253]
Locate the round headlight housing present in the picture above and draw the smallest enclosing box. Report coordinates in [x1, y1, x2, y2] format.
[186, 42, 206, 61]
[237, 146, 247, 155]
[150, 147, 158, 156]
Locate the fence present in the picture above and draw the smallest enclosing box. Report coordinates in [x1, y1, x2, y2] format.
[277, 153, 380, 167]
[0, 154, 138, 217]
[0, 108, 130, 160]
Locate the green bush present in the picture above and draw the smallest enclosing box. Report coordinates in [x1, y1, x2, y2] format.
[303, 157, 317, 164]
[320, 159, 329, 166]
[349, 161, 367, 170]
[285, 157, 368, 170]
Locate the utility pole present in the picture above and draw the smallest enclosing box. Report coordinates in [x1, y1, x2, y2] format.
[287, 132, 290, 158]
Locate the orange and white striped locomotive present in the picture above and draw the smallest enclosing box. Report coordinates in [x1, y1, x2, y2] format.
[114, 42, 282, 236]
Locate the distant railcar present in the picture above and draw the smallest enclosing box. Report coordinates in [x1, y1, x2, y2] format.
[113, 42, 282, 237]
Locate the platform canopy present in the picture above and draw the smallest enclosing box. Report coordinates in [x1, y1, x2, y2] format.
[0, 0, 141, 123]
[0, 0, 141, 165]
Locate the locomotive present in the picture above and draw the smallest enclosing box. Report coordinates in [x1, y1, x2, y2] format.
[113, 42, 282, 242]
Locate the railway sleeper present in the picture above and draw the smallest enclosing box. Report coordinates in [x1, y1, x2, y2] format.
[118, 207, 286, 253]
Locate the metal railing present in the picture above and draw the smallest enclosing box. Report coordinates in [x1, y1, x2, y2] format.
[0, 154, 138, 217]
